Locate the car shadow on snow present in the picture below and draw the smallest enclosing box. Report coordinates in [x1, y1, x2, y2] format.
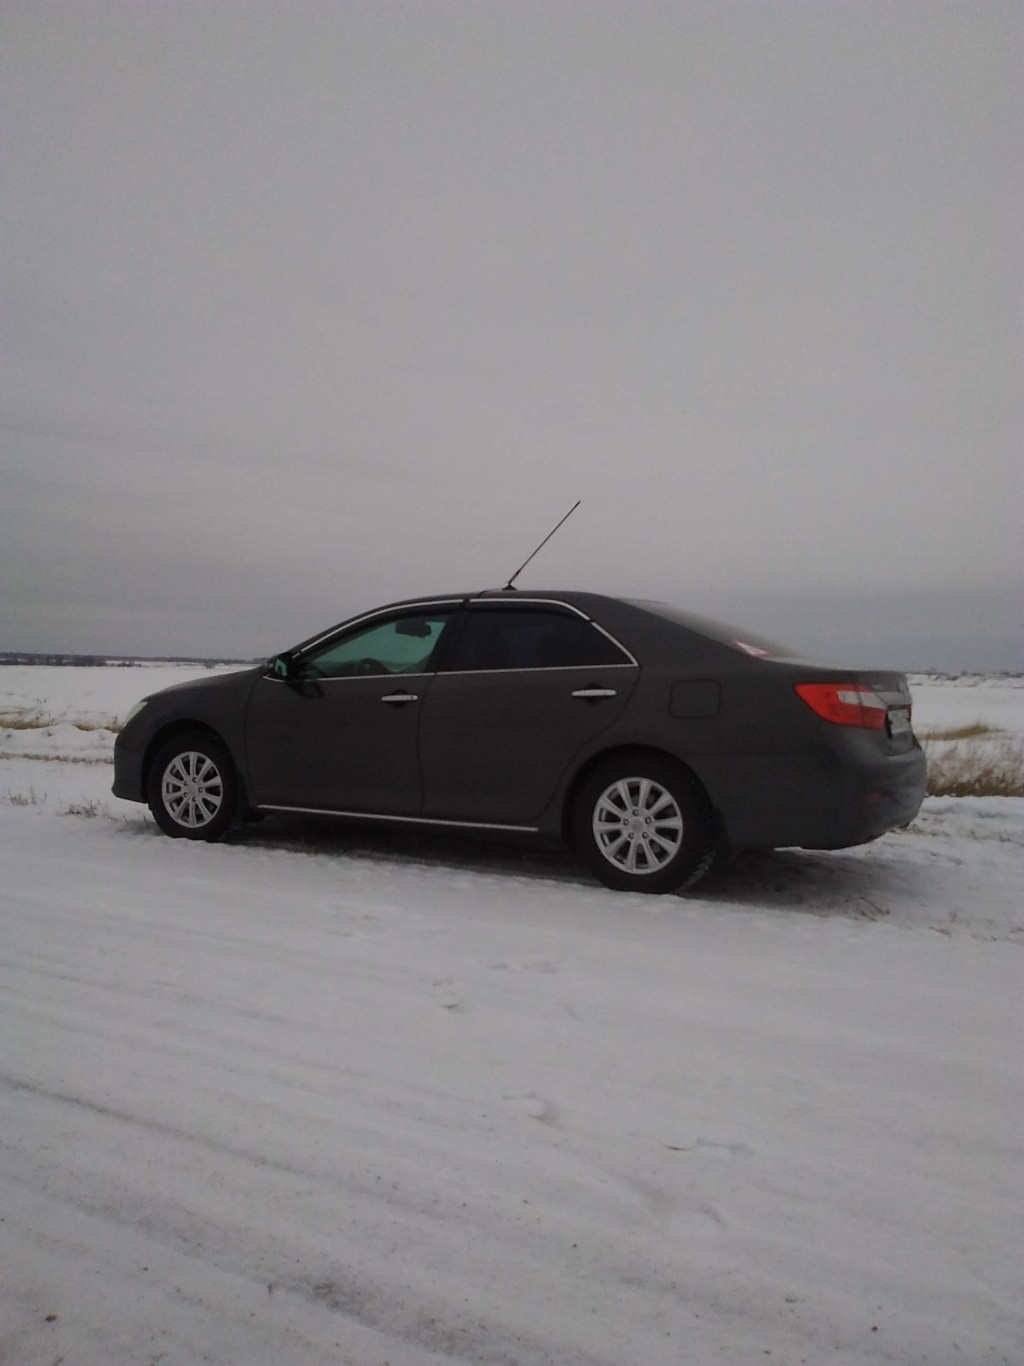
[220, 813, 902, 919]
[229, 812, 588, 886]
[696, 848, 902, 919]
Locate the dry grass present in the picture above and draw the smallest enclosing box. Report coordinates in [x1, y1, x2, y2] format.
[7, 786, 43, 806]
[59, 798, 106, 818]
[0, 710, 48, 729]
[0, 751, 109, 764]
[0, 710, 121, 733]
[925, 737, 1024, 798]
[917, 721, 998, 742]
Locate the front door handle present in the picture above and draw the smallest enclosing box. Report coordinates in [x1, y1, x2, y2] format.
[571, 687, 617, 700]
[380, 691, 418, 705]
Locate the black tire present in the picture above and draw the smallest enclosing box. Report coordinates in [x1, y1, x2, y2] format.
[147, 730, 239, 841]
[571, 753, 715, 894]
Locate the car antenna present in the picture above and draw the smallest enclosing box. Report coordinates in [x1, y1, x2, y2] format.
[502, 500, 581, 591]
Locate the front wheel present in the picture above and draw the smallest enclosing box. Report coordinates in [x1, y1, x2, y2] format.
[147, 731, 239, 840]
[572, 755, 714, 894]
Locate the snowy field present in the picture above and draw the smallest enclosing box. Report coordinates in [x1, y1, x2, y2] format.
[908, 672, 1024, 740]
[1, 668, 1021, 1365]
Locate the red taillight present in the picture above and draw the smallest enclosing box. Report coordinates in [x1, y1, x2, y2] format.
[794, 682, 888, 730]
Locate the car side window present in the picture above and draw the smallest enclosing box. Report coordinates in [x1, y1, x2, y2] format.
[443, 608, 631, 672]
[301, 612, 452, 679]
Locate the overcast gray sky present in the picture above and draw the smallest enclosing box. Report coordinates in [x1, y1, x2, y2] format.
[2, 1, 1021, 667]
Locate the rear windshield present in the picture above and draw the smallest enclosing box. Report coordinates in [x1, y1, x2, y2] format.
[627, 600, 799, 659]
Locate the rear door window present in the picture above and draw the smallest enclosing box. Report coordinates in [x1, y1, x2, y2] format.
[443, 608, 631, 672]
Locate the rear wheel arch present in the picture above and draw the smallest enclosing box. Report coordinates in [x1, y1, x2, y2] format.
[562, 744, 715, 843]
[566, 746, 718, 893]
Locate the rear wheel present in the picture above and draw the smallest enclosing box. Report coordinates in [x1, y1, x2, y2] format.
[147, 731, 238, 841]
[572, 754, 714, 893]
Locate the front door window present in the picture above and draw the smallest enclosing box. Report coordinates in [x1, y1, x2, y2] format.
[301, 612, 451, 678]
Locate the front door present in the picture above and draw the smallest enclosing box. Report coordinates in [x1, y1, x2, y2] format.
[245, 608, 454, 814]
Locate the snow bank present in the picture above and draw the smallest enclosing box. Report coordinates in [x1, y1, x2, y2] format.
[0, 663, 244, 731]
[909, 676, 1024, 739]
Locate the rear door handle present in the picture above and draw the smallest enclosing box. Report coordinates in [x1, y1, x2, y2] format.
[571, 687, 617, 700]
[380, 691, 418, 705]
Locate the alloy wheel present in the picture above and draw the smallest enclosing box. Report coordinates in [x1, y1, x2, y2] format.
[161, 751, 224, 829]
[592, 776, 684, 875]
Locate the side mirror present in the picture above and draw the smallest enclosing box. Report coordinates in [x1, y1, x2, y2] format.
[267, 652, 295, 680]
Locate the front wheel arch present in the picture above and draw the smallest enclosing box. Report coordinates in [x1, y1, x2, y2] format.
[142, 720, 233, 797]
[146, 726, 241, 840]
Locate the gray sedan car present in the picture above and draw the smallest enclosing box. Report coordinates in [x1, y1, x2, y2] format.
[113, 590, 927, 893]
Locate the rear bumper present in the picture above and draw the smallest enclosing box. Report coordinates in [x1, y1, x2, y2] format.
[720, 741, 927, 851]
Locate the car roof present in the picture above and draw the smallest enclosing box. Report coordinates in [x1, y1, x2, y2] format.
[316, 589, 616, 615]
[362, 590, 786, 644]
[369, 588, 623, 610]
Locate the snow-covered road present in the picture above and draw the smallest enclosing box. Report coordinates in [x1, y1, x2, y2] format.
[1, 671, 1022, 1364]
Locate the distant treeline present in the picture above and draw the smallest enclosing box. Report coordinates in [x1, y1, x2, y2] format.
[2, 652, 1019, 678]
[0, 652, 259, 667]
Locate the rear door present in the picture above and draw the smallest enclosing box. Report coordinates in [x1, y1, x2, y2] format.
[418, 601, 638, 824]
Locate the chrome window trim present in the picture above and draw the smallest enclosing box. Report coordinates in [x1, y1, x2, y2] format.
[263, 669, 435, 686]
[316, 671, 433, 681]
[436, 662, 637, 677]
[266, 594, 640, 679]
[264, 661, 637, 684]
[298, 599, 466, 657]
[458, 596, 640, 670]
[256, 803, 538, 833]
[589, 620, 639, 666]
[470, 596, 590, 618]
